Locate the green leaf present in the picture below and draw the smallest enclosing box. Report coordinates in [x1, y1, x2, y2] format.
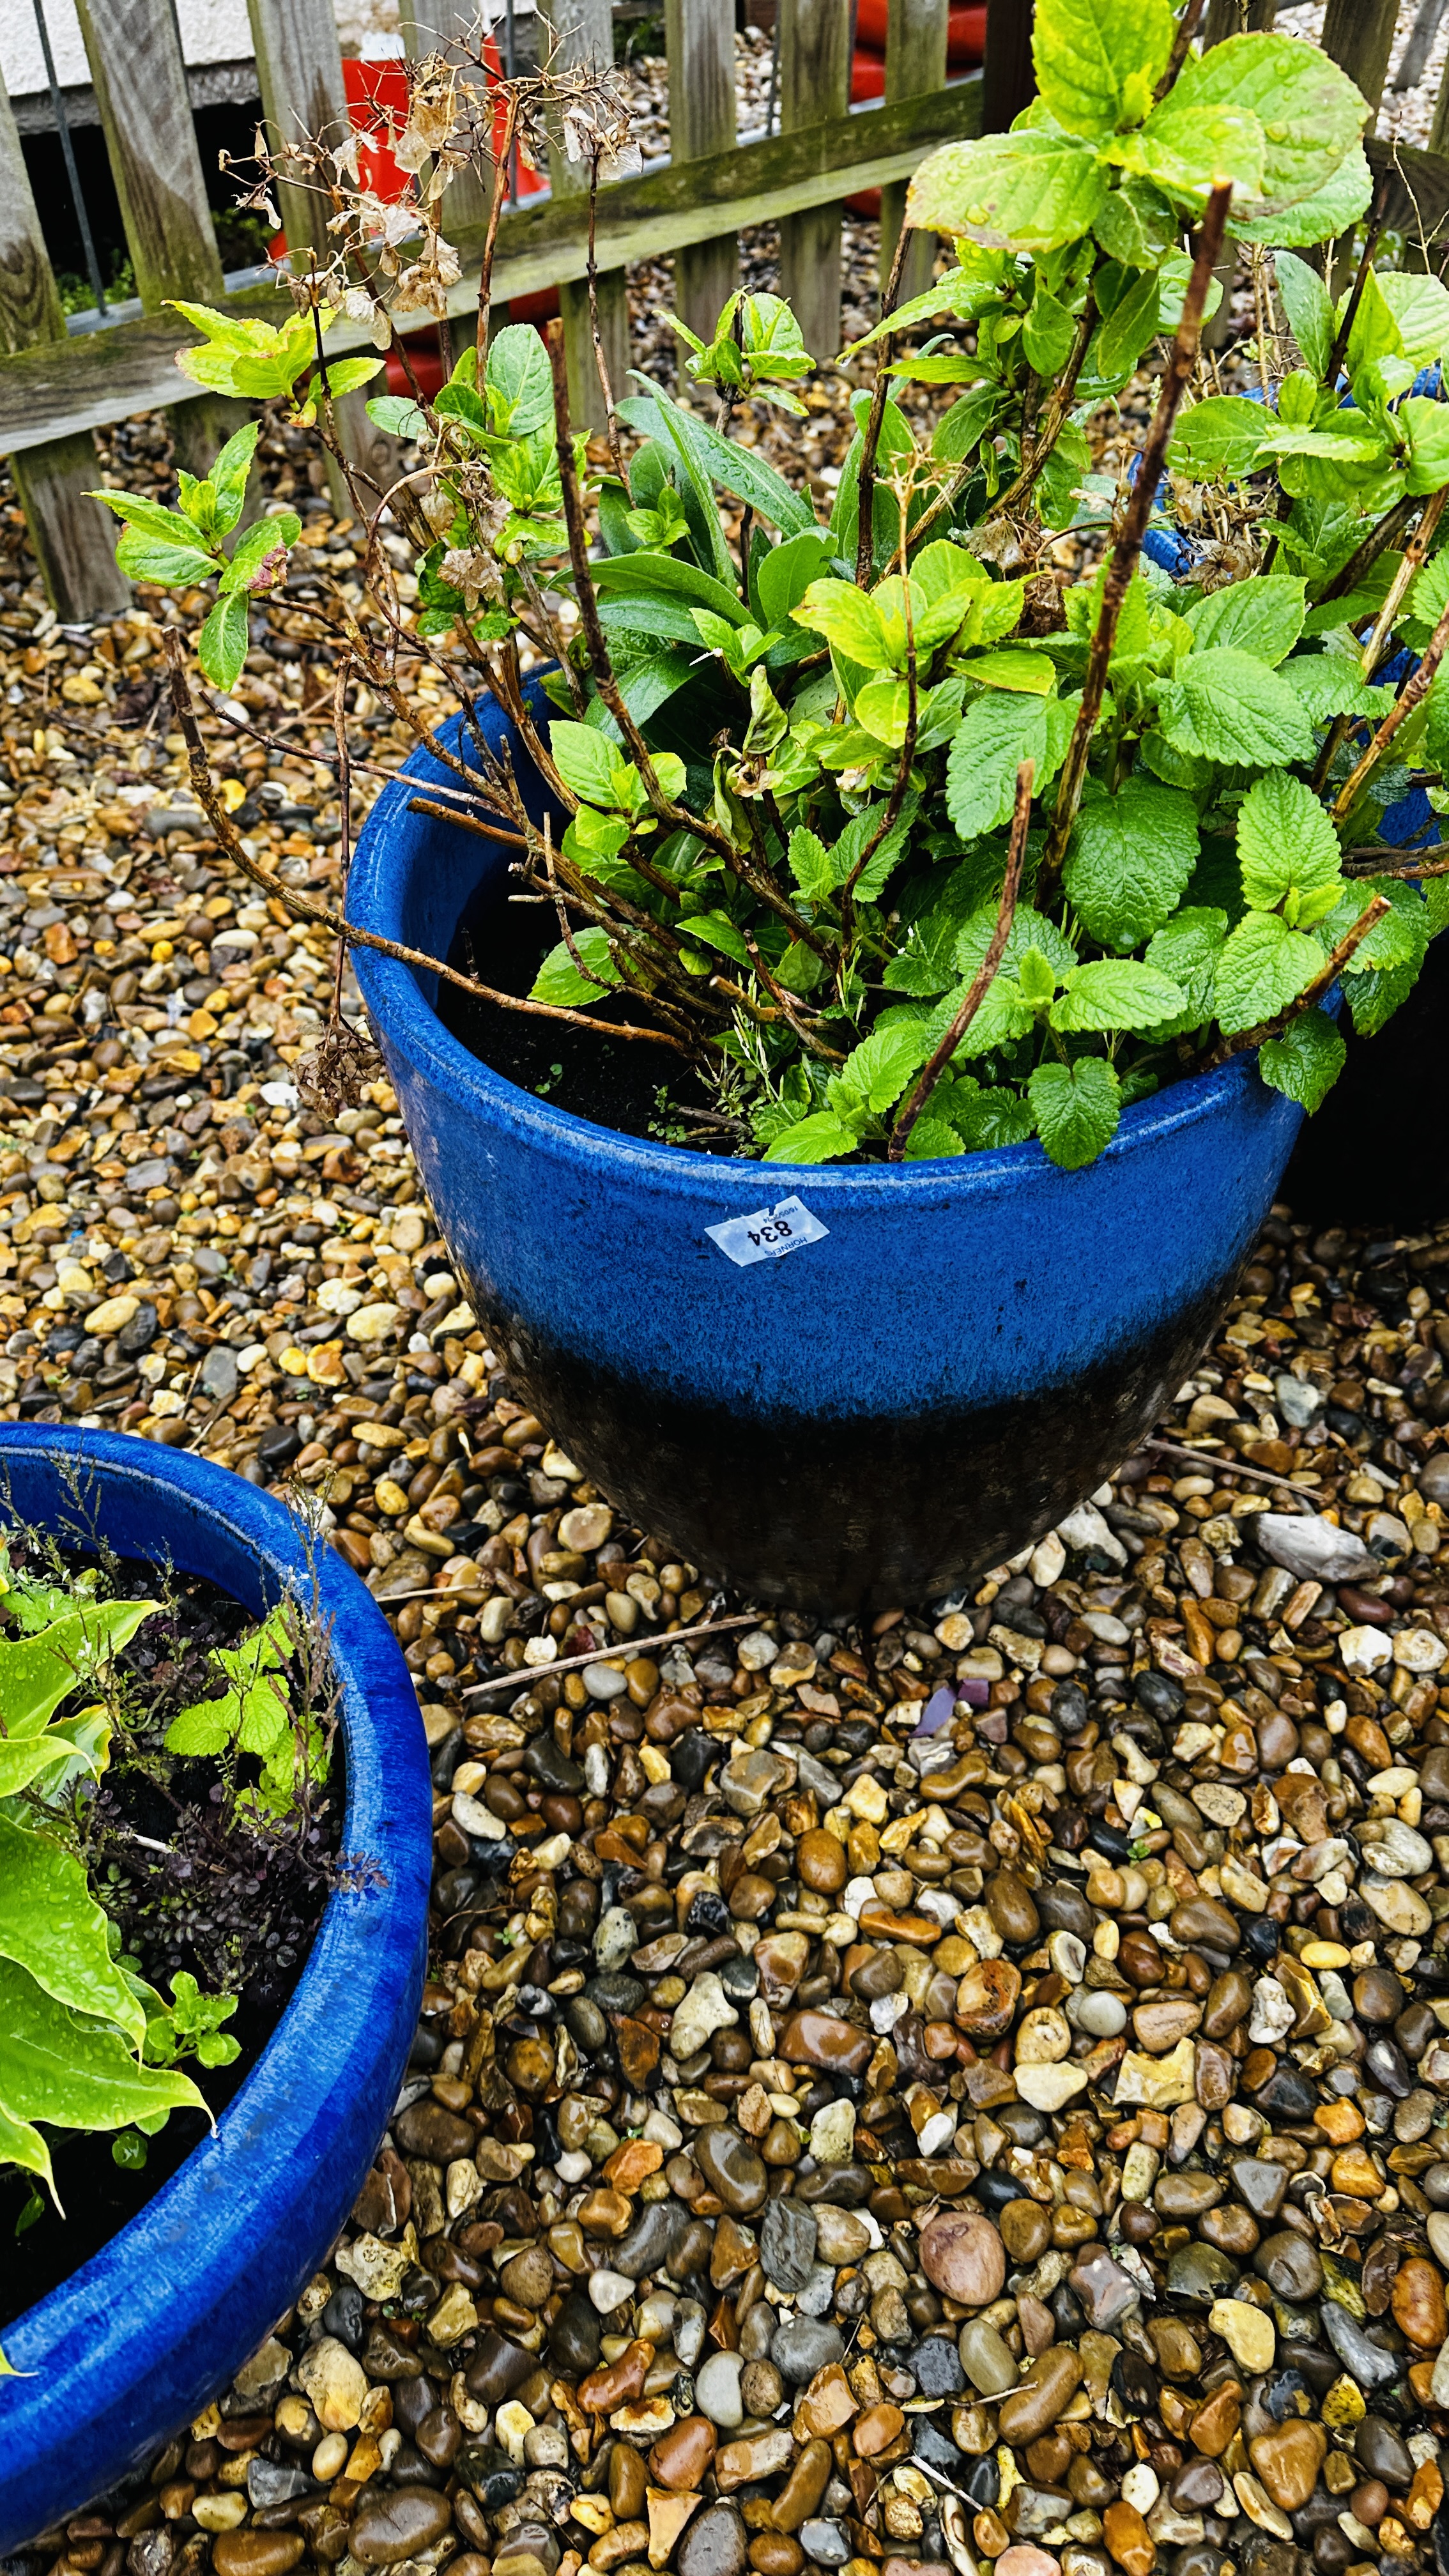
[755, 528, 836, 631]
[0, 1602, 155, 1741]
[1094, 269, 1162, 387]
[163, 1702, 235, 1759]
[197, 591, 250, 693]
[307, 356, 381, 404]
[0, 1960, 205, 2152]
[660, 400, 819, 537]
[832, 1019, 935, 1117]
[530, 928, 620, 1008]
[485, 323, 555, 435]
[680, 909, 752, 968]
[0, 1815, 146, 2050]
[1257, 1004, 1346, 1112]
[762, 1112, 861, 1165]
[956, 1086, 1038, 1151]
[368, 393, 429, 439]
[1062, 779, 1199, 951]
[1215, 910, 1322, 1032]
[1156, 648, 1316, 767]
[1028, 1057, 1122, 1169]
[1112, 102, 1266, 208]
[1234, 144, 1372, 250]
[956, 900, 1080, 985]
[1145, 905, 1228, 1026]
[0, 2099, 52, 2193]
[1168, 32, 1367, 217]
[792, 579, 890, 667]
[1095, 176, 1178, 268]
[1275, 251, 1333, 380]
[944, 691, 1075, 839]
[549, 719, 623, 808]
[1023, 288, 1077, 376]
[592, 551, 752, 628]
[901, 1117, 965, 1160]
[907, 130, 1109, 255]
[1184, 576, 1305, 666]
[1236, 770, 1343, 919]
[1050, 958, 1187, 1032]
[1376, 272, 1449, 369]
[1403, 394, 1449, 498]
[1282, 654, 1390, 723]
[1167, 394, 1271, 483]
[1031, 0, 1173, 139]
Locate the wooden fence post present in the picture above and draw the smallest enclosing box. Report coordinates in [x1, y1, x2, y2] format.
[0, 67, 127, 620]
[881, 0, 949, 308]
[1321, 0, 1400, 298]
[1202, 0, 1276, 39]
[536, 0, 629, 440]
[399, 0, 493, 238]
[778, 0, 852, 367]
[663, 0, 737, 349]
[72, 0, 249, 483]
[246, 0, 402, 506]
[981, 0, 1035, 135]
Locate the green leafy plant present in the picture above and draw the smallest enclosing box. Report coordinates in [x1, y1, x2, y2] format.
[105, 0, 1449, 1168]
[165, 1602, 327, 1818]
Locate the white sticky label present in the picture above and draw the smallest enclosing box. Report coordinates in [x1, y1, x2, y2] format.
[705, 1195, 829, 1268]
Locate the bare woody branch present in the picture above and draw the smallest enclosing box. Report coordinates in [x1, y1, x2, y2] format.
[888, 756, 1033, 1161]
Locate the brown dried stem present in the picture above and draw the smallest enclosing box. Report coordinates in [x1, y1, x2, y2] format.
[1153, 0, 1208, 104]
[1314, 491, 1420, 609]
[1199, 893, 1390, 1070]
[163, 631, 688, 1052]
[586, 153, 627, 483]
[477, 91, 520, 355]
[1358, 482, 1448, 677]
[888, 756, 1033, 1161]
[1038, 178, 1233, 896]
[1333, 585, 1449, 818]
[855, 217, 913, 590]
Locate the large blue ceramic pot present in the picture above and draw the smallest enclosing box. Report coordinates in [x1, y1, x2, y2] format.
[0, 1427, 430, 2549]
[350, 691, 1305, 1611]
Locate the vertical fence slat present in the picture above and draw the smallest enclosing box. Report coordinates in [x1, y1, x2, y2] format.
[537, 0, 629, 440]
[245, 0, 402, 503]
[399, 0, 493, 236]
[72, 0, 249, 482]
[664, 0, 737, 349]
[1202, 0, 1276, 38]
[0, 66, 127, 620]
[981, 0, 1034, 134]
[881, 0, 949, 308]
[778, 0, 852, 370]
[1320, 0, 1400, 296]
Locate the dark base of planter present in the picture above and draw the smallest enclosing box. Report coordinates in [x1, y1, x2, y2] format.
[1285, 934, 1449, 1234]
[481, 1273, 1235, 1613]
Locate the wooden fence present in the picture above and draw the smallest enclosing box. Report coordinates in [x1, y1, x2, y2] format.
[1, 0, 1438, 629]
[0, 0, 1010, 624]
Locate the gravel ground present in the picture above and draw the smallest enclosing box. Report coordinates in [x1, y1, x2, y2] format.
[8, 17, 1449, 2558]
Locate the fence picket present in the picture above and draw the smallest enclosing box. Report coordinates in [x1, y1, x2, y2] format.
[537, 0, 629, 439]
[1320, 0, 1400, 298]
[245, 0, 402, 505]
[0, 66, 126, 620]
[882, 0, 949, 307]
[664, 0, 737, 349]
[778, 0, 852, 371]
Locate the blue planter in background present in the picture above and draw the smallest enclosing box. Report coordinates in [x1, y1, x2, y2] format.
[350, 694, 1306, 1610]
[0, 1429, 429, 2550]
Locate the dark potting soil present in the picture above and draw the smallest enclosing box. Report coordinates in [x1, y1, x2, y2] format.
[438, 878, 736, 1148]
[0, 1540, 341, 2329]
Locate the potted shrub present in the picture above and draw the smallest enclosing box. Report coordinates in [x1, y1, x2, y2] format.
[100, 3, 1449, 1606]
[0, 1425, 429, 2547]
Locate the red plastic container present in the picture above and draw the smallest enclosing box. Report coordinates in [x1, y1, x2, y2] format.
[854, 0, 987, 65]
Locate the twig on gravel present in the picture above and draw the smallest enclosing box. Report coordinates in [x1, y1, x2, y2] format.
[1144, 1437, 1316, 1508]
[461, 1610, 760, 1692]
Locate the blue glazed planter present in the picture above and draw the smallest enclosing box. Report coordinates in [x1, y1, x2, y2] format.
[350, 693, 1306, 1610]
[0, 1428, 430, 2550]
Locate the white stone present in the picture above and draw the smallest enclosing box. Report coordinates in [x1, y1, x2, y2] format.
[1358, 1817, 1433, 1878]
[84, 1292, 139, 1335]
[1123, 2465, 1160, 2515]
[1427, 2212, 1449, 2267]
[447, 2157, 484, 2220]
[588, 2268, 633, 2312]
[1120, 2142, 1160, 2202]
[1340, 1623, 1393, 1675]
[335, 2231, 415, 2298]
[1030, 1530, 1067, 1586]
[1256, 1513, 1376, 1584]
[1013, 2061, 1089, 2111]
[1114, 2037, 1197, 2109]
[696, 2350, 744, 2428]
[1056, 1502, 1126, 1565]
[1248, 1977, 1295, 2044]
[1431, 2339, 1449, 2407]
[346, 1300, 402, 1343]
[671, 1972, 738, 2064]
[1361, 1874, 1433, 1937]
[298, 2335, 369, 2431]
[1394, 1625, 1448, 1673]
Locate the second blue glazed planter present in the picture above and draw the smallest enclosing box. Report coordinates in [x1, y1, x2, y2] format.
[0, 1429, 430, 2550]
[351, 692, 1305, 1610]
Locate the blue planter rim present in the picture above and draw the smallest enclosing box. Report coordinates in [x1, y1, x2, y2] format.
[0, 1427, 431, 2549]
[349, 722, 1273, 1198]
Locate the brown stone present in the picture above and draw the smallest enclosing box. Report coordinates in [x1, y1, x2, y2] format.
[505, 2034, 555, 2096]
[997, 2347, 1084, 2445]
[1169, 1897, 1240, 1952]
[1249, 2423, 1326, 2513]
[579, 2339, 652, 2414]
[953, 1958, 1023, 2039]
[1118, 1931, 1166, 1988]
[1202, 1970, 1253, 2038]
[794, 2362, 858, 2439]
[772, 2437, 834, 2527]
[778, 2011, 872, 2074]
[618, 2017, 663, 2086]
[1189, 2382, 1241, 2457]
[853, 2404, 906, 2458]
[999, 2200, 1052, 2264]
[717, 2430, 794, 2491]
[579, 2188, 632, 2237]
[755, 1933, 810, 2005]
[1103, 2502, 1154, 2576]
[986, 1870, 1040, 1943]
[213, 2545, 306, 2576]
[1392, 2255, 1448, 2348]
[349, 2492, 455, 2566]
[919, 2211, 1006, 2306]
[1132, 1998, 1202, 2053]
[797, 1830, 847, 1894]
[651, 2417, 718, 2490]
[857, 1901, 942, 1946]
[751, 2542, 803, 2576]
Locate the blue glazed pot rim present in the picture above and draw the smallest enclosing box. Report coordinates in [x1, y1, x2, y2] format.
[0, 1427, 430, 2547]
[350, 717, 1269, 1197]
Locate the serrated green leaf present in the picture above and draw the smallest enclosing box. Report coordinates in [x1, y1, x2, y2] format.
[530, 927, 621, 1008]
[1112, 102, 1266, 208]
[1050, 958, 1186, 1032]
[1156, 648, 1316, 767]
[1215, 909, 1322, 1032]
[164, 1701, 236, 1759]
[1028, 1056, 1122, 1169]
[1145, 905, 1228, 1027]
[1062, 779, 1199, 952]
[762, 1112, 861, 1165]
[549, 720, 622, 807]
[1236, 770, 1343, 917]
[901, 1116, 965, 1160]
[1282, 654, 1391, 724]
[1032, 0, 1172, 139]
[945, 693, 1075, 840]
[831, 1020, 934, 1117]
[1184, 577, 1306, 666]
[1234, 144, 1372, 250]
[907, 130, 1109, 255]
[1258, 1006, 1346, 1112]
[681, 910, 753, 968]
[956, 1086, 1038, 1150]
